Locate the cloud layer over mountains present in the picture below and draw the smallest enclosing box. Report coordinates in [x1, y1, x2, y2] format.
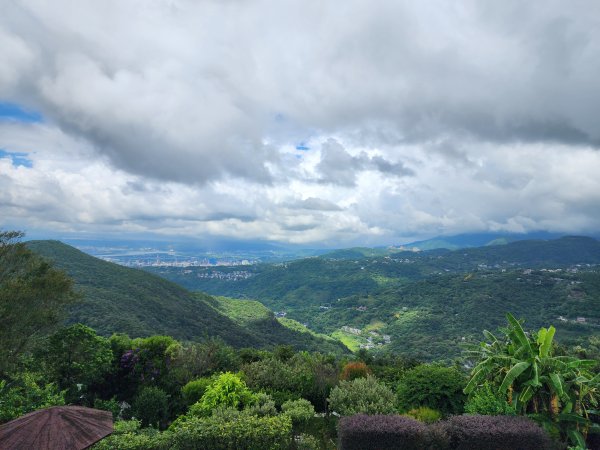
[1, 0, 600, 245]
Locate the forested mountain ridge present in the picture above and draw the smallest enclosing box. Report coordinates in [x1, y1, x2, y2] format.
[26, 240, 348, 354]
[147, 236, 600, 361]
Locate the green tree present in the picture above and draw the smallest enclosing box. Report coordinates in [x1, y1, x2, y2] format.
[396, 364, 466, 415]
[327, 376, 396, 416]
[131, 386, 169, 429]
[0, 231, 78, 375]
[44, 324, 113, 390]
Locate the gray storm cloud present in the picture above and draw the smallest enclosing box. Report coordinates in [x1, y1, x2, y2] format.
[317, 139, 413, 186]
[1, 0, 600, 244]
[2, 0, 600, 185]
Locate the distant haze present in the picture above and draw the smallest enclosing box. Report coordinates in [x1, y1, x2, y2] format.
[2, 1, 600, 246]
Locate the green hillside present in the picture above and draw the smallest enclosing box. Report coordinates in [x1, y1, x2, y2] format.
[26, 240, 347, 354]
[147, 236, 600, 361]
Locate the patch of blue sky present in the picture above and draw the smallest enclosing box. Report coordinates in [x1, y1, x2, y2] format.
[0, 102, 43, 123]
[0, 149, 33, 168]
[296, 142, 310, 151]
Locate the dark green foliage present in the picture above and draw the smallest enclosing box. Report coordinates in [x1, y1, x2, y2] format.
[26, 240, 259, 346]
[26, 240, 347, 354]
[181, 377, 213, 406]
[132, 386, 169, 429]
[338, 414, 429, 450]
[243, 352, 338, 412]
[42, 323, 113, 400]
[94, 397, 121, 420]
[435, 415, 554, 450]
[588, 429, 600, 450]
[328, 376, 397, 416]
[149, 236, 600, 362]
[396, 364, 466, 415]
[173, 338, 241, 380]
[0, 232, 77, 375]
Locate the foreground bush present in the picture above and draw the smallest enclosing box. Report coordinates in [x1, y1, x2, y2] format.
[171, 413, 292, 450]
[404, 406, 442, 423]
[337, 414, 554, 450]
[189, 372, 256, 416]
[396, 364, 465, 416]
[94, 413, 292, 450]
[328, 376, 396, 416]
[338, 414, 429, 450]
[131, 386, 169, 429]
[464, 384, 515, 416]
[92, 420, 171, 450]
[432, 415, 553, 450]
[281, 398, 315, 425]
[0, 373, 65, 423]
[181, 377, 213, 406]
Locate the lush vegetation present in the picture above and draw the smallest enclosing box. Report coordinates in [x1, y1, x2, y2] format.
[464, 313, 600, 447]
[1, 232, 78, 376]
[2, 233, 599, 448]
[149, 236, 600, 361]
[26, 240, 347, 355]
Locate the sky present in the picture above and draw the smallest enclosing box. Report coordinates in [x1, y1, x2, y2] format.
[1, 0, 600, 247]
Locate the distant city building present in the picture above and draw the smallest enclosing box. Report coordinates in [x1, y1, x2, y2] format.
[341, 326, 361, 335]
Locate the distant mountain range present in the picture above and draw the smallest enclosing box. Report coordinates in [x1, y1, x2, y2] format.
[400, 231, 566, 250]
[26, 240, 348, 354]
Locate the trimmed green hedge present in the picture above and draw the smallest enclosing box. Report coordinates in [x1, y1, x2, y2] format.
[171, 414, 292, 450]
[93, 414, 292, 450]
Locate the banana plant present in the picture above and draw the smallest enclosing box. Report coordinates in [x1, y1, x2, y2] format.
[464, 313, 600, 448]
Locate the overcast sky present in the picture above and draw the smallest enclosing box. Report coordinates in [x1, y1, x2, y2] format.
[1, 0, 600, 247]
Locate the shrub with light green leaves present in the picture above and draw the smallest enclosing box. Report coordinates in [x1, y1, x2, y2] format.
[91, 420, 172, 450]
[0, 373, 65, 423]
[281, 398, 315, 424]
[246, 392, 277, 417]
[189, 372, 256, 417]
[464, 383, 516, 416]
[170, 413, 292, 450]
[328, 376, 396, 416]
[404, 406, 442, 423]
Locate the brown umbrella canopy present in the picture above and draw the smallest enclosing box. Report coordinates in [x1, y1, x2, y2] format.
[0, 406, 113, 450]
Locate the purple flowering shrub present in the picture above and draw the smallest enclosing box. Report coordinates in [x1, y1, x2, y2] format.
[338, 414, 429, 450]
[338, 414, 555, 450]
[441, 415, 553, 450]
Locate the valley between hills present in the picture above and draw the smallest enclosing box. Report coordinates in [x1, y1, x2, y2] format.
[28, 236, 600, 362]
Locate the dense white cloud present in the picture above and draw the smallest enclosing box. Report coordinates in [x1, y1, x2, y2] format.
[1, 0, 599, 245]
